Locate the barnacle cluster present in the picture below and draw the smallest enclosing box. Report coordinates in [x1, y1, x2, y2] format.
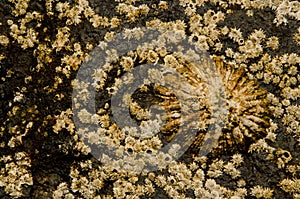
[0, 0, 299, 198]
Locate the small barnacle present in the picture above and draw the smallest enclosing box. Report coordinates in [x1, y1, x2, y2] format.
[281, 99, 290, 107]
[250, 185, 273, 199]
[0, 35, 10, 46]
[286, 53, 299, 65]
[248, 139, 275, 154]
[104, 31, 116, 42]
[249, 29, 266, 43]
[231, 153, 243, 166]
[0, 54, 5, 62]
[120, 56, 134, 71]
[225, 48, 235, 58]
[147, 50, 159, 64]
[220, 26, 229, 35]
[137, 4, 150, 15]
[164, 54, 180, 68]
[280, 178, 300, 194]
[237, 179, 246, 187]
[129, 101, 151, 120]
[286, 165, 300, 177]
[266, 130, 277, 143]
[214, 42, 223, 52]
[293, 27, 300, 45]
[207, 159, 224, 178]
[158, 1, 168, 10]
[228, 28, 243, 43]
[239, 39, 263, 58]
[246, 9, 254, 17]
[272, 75, 281, 84]
[289, 76, 298, 86]
[207, 167, 223, 178]
[287, 63, 299, 76]
[263, 72, 273, 84]
[203, 10, 221, 26]
[167, 175, 177, 185]
[78, 109, 92, 124]
[106, 49, 119, 63]
[223, 162, 240, 179]
[189, 162, 199, 171]
[184, 5, 196, 16]
[164, 185, 180, 198]
[56, 2, 69, 13]
[266, 36, 279, 50]
[110, 16, 121, 29]
[256, 72, 264, 80]
[155, 175, 167, 187]
[144, 179, 155, 195]
[276, 148, 292, 168]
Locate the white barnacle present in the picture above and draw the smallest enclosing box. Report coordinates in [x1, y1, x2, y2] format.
[120, 56, 134, 71]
